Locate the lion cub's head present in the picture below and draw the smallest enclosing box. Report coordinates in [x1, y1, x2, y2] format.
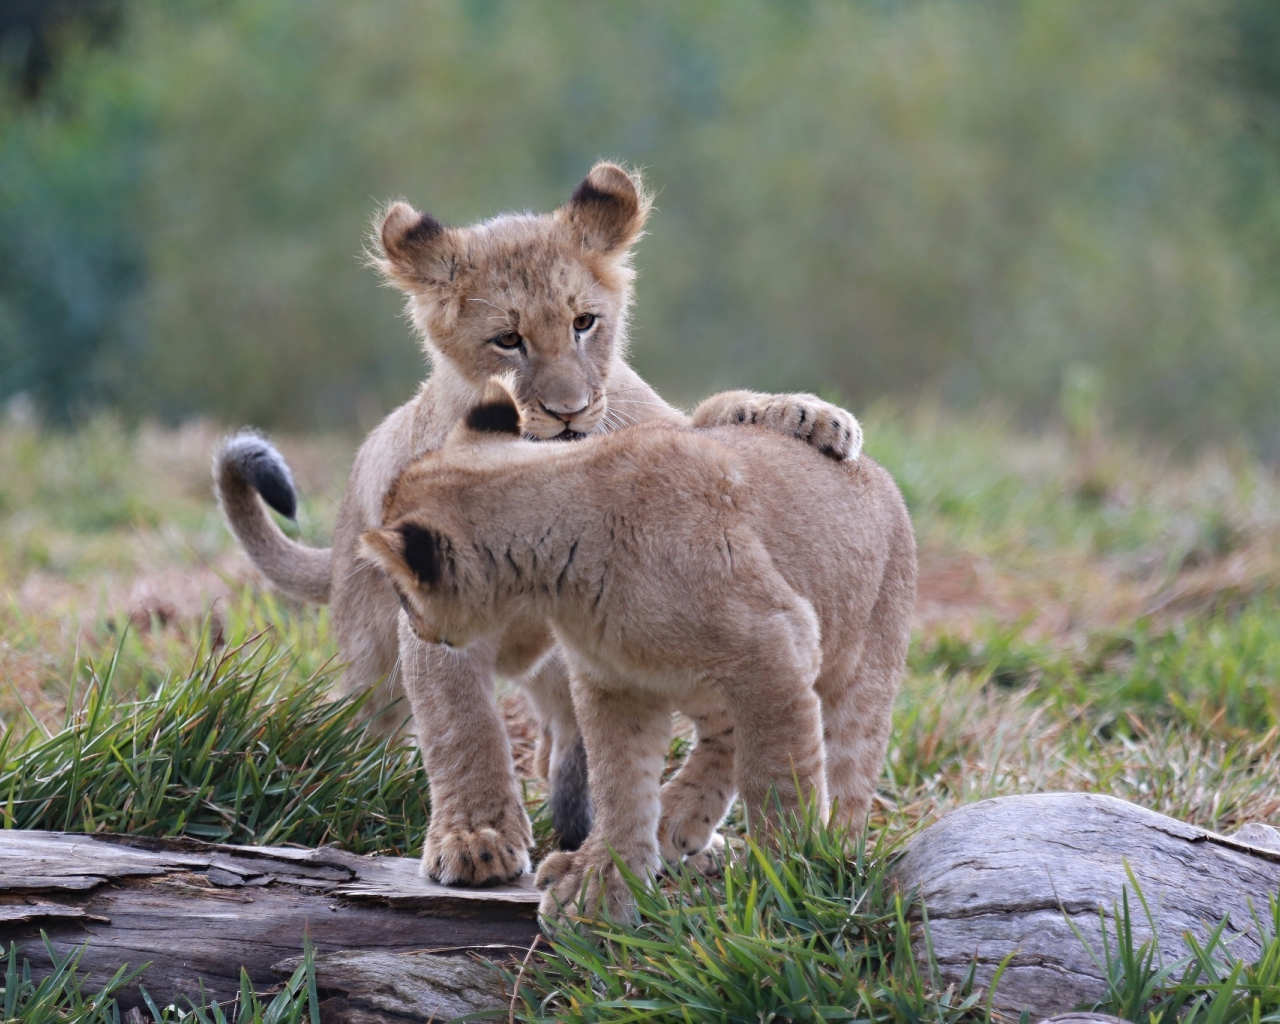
[358, 378, 542, 648]
[372, 162, 651, 439]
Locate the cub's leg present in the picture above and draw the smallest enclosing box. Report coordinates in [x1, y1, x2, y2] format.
[398, 617, 533, 885]
[729, 676, 828, 835]
[657, 701, 736, 866]
[716, 598, 828, 836]
[820, 527, 916, 829]
[521, 648, 592, 850]
[333, 557, 411, 737]
[691, 390, 863, 461]
[536, 676, 672, 923]
[816, 651, 895, 834]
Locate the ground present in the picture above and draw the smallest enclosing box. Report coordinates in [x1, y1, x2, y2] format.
[1, 404, 1278, 1021]
[3, 405, 1277, 829]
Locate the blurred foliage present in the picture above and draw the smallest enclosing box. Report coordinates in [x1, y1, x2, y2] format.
[0, 0, 124, 99]
[2, 0, 1280, 450]
[912, 598, 1280, 735]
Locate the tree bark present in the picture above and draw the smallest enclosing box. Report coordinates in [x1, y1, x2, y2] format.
[890, 793, 1280, 1020]
[0, 830, 538, 1015]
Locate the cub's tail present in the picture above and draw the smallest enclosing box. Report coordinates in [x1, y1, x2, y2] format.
[214, 432, 332, 603]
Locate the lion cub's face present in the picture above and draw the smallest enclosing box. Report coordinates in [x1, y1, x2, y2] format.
[373, 163, 650, 440]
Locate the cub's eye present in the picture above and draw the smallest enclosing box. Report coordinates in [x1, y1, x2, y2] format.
[489, 331, 523, 350]
[572, 313, 597, 333]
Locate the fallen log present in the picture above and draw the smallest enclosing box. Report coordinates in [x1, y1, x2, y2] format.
[9, 795, 1277, 1019]
[891, 793, 1280, 1020]
[270, 948, 513, 1022]
[1036, 1016, 1132, 1024]
[0, 830, 538, 1014]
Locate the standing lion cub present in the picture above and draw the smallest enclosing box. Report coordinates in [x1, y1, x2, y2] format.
[360, 378, 917, 921]
[214, 161, 866, 881]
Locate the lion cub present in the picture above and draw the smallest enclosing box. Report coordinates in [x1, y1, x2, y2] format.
[360, 379, 916, 921]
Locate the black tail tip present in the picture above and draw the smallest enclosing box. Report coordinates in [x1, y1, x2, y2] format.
[220, 432, 299, 519]
[550, 734, 593, 850]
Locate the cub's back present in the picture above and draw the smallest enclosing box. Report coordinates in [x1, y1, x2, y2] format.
[698, 425, 915, 649]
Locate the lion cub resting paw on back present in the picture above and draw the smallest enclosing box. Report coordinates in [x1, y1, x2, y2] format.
[360, 379, 916, 922]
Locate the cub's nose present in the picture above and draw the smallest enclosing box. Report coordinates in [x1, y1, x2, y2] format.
[541, 400, 590, 424]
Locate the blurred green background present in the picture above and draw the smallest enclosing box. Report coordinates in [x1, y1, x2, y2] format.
[3, 0, 1280, 452]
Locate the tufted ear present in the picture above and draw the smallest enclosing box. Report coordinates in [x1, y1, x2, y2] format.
[359, 522, 449, 591]
[451, 376, 524, 444]
[373, 200, 461, 291]
[557, 162, 651, 255]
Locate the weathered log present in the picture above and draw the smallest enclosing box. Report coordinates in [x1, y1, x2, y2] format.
[270, 948, 513, 1023]
[1036, 1016, 1133, 1024]
[9, 797, 1277, 1019]
[0, 830, 539, 1012]
[891, 793, 1280, 1020]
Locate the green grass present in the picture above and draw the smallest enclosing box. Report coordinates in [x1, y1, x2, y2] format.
[0, 415, 346, 729]
[508, 815, 979, 1024]
[0, 937, 321, 1024]
[1067, 880, 1280, 1024]
[505, 822, 1280, 1024]
[0, 635, 428, 852]
[913, 599, 1280, 735]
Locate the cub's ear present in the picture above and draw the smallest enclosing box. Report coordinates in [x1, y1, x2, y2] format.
[372, 200, 460, 291]
[557, 162, 651, 255]
[452, 376, 523, 443]
[359, 522, 448, 591]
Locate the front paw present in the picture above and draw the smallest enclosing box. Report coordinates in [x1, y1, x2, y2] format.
[422, 819, 532, 885]
[535, 842, 651, 924]
[795, 398, 862, 460]
[694, 391, 863, 461]
[682, 832, 726, 877]
[658, 803, 721, 865]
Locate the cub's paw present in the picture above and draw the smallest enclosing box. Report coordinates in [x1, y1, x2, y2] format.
[658, 802, 721, 865]
[422, 823, 532, 886]
[692, 390, 863, 461]
[793, 397, 862, 460]
[535, 843, 649, 924]
[683, 832, 727, 877]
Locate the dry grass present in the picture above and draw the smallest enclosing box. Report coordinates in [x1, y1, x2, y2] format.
[0, 415, 349, 725]
[2, 403, 1278, 838]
